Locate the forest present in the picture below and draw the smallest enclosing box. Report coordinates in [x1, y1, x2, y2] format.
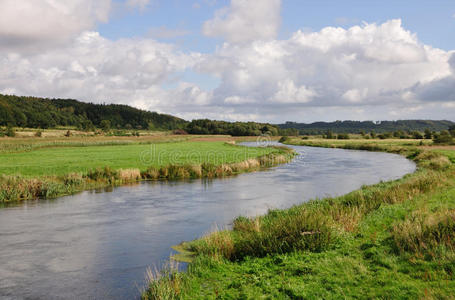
[0, 94, 186, 130]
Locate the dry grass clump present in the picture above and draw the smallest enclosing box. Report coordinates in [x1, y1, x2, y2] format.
[0, 176, 66, 202]
[140, 149, 294, 181]
[414, 151, 452, 170]
[245, 158, 260, 169]
[229, 161, 250, 172]
[117, 168, 141, 181]
[189, 164, 202, 177]
[392, 209, 455, 258]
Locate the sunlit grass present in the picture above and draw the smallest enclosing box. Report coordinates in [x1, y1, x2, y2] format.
[143, 139, 455, 299]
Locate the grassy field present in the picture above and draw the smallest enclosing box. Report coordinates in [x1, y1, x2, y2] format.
[0, 135, 291, 203]
[0, 141, 274, 176]
[143, 138, 455, 299]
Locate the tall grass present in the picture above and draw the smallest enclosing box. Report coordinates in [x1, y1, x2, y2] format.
[392, 209, 455, 258]
[142, 261, 185, 300]
[143, 141, 455, 298]
[0, 146, 295, 203]
[141, 150, 295, 181]
[181, 167, 452, 262]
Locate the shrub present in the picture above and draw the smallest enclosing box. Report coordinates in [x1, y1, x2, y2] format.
[35, 130, 42, 137]
[433, 131, 453, 144]
[412, 131, 424, 139]
[337, 133, 349, 140]
[173, 129, 188, 135]
[5, 126, 15, 137]
[279, 136, 289, 143]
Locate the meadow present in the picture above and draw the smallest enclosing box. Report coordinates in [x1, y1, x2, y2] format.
[0, 141, 274, 176]
[143, 138, 455, 299]
[0, 134, 293, 203]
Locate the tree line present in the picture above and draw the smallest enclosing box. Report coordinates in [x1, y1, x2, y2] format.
[279, 120, 454, 135]
[0, 94, 186, 130]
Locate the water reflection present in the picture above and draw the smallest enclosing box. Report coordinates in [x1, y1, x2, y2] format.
[0, 144, 416, 299]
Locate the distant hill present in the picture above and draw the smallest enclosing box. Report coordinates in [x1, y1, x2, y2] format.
[0, 94, 187, 130]
[278, 120, 455, 134]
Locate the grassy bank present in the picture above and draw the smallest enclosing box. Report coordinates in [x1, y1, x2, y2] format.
[0, 136, 293, 203]
[143, 138, 455, 299]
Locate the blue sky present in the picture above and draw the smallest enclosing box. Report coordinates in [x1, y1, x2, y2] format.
[0, 0, 454, 122]
[99, 0, 455, 51]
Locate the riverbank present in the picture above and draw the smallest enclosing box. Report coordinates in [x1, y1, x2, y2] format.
[0, 136, 294, 203]
[143, 138, 455, 299]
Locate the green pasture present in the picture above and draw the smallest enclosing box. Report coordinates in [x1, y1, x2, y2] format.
[0, 141, 273, 177]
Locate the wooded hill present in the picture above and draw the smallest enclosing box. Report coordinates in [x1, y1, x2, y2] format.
[0, 94, 281, 136]
[279, 120, 455, 135]
[0, 94, 186, 130]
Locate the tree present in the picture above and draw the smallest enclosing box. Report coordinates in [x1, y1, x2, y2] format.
[100, 120, 111, 132]
[424, 129, 432, 139]
[370, 130, 376, 139]
[5, 126, 15, 137]
[412, 131, 423, 139]
[433, 131, 453, 144]
[337, 133, 349, 140]
[449, 125, 455, 137]
[325, 130, 334, 139]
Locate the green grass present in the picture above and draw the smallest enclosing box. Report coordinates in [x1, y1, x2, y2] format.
[435, 150, 455, 163]
[143, 139, 455, 299]
[0, 142, 273, 177]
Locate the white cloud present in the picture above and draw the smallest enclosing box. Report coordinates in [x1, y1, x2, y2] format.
[271, 80, 317, 103]
[195, 19, 453, 122]
[0, 0, 111, 52]
[342, 89, 368, 103]
[203, 0, 281, 44]
[0, 31, 203, 113]
[0, 0, 454, 123]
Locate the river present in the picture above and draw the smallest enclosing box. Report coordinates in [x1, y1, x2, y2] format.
[0, 143, 416, 299]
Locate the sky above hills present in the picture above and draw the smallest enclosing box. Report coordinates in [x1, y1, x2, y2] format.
[0, 0, 454, 123]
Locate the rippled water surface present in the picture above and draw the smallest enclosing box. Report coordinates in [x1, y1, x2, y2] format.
[0, 144, 416, 299]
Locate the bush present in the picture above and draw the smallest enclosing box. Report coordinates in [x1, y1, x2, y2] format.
[279, 136, 289, 143]
[35, 130, 42, 137]
[337, 133, 349, 140]
[5, 126, 15, 137]
[412, 131, 424, 139]
[433, 131, 453, 144]
[173, 129, 188, 135]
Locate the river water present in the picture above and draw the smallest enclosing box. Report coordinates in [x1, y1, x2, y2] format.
[0, 143, 416, 299]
